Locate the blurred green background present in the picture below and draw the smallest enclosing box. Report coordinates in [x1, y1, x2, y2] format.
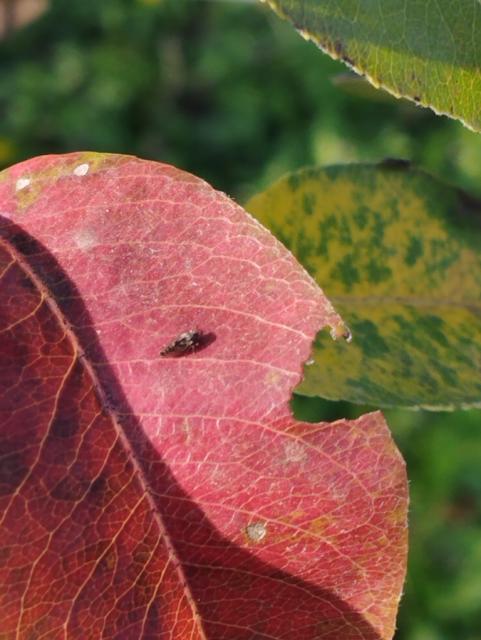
[1, 0, 481, 638]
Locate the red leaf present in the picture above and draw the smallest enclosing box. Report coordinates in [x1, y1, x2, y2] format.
[0, 153, 408, 639]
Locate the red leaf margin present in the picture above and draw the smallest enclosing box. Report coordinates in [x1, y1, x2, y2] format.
[0, 153, 408, 640]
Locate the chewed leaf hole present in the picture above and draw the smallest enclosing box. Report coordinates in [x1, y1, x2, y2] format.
[290, 394, 368, 423]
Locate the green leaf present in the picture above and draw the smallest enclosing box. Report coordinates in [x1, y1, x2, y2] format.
[246, 162, 481, 409]
[263, 0, 481, 132]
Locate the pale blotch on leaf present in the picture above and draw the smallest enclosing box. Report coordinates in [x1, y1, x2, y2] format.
[283, 439, 307, 464]
[15, 177, 31, 191]
[265, 370, 283, 386]
[245, 521, 267, 543]
[74, 228, 98, 251]
[73, 163, 90, 177]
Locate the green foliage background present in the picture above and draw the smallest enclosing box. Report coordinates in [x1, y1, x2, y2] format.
[1, 1, 480, 638]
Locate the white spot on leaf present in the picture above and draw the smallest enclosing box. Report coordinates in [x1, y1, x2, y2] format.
[73, 163, 90, 177]
[245, 522, 267, 543]
[16, 178, 31, 191]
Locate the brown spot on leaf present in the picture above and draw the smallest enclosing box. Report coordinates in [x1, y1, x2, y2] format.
[334, 40, 344, 56]
[332, 39, 355, 66]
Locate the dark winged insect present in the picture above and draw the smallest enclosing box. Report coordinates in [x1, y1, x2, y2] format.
[160, 330, 203, 357]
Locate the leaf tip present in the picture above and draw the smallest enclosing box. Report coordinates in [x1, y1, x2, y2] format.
[329, 320, 352, 343]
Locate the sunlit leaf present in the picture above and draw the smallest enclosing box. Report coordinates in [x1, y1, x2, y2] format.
[0, 153, 407, 639]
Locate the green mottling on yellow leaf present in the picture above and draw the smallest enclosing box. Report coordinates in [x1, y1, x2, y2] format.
[246, 164, 481, 408]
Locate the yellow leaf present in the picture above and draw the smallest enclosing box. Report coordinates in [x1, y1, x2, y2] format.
[247, 163, 481, 409]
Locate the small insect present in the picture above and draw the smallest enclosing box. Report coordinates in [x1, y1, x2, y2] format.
[159, 329, 204, 357]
